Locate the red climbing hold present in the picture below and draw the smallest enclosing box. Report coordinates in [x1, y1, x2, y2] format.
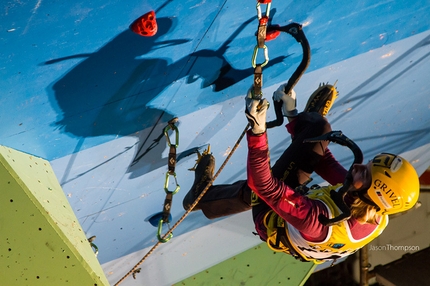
[266, 28, 280, 41]
[130, 10, 158, 37]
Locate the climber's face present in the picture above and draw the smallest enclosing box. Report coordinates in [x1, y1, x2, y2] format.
[351, 162, 372, 191]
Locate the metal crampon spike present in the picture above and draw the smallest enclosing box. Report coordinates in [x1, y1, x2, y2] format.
[188, 145, 211, 171]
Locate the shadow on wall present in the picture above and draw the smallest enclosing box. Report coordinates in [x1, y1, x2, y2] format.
[43, 14, 288, 178]
[44, 17, 185, 139]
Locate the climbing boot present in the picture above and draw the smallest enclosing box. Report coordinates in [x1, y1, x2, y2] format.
[182, 153, 215, 211]
[304, 82, 338, 116]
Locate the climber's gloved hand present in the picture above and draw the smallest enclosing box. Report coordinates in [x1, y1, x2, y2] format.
[245, 87, 269, 135]
[273, 83, 297, 117]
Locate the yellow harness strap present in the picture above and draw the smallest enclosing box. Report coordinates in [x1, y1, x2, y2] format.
[263, 210, 325, 264]
[263, 210, 292, 254]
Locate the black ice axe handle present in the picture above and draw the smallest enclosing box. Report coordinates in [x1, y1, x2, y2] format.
[266, 23, 311, 129]
[304, 131, 364, 226]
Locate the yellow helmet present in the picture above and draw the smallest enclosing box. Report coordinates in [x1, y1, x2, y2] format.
[367, 153, 420, 215]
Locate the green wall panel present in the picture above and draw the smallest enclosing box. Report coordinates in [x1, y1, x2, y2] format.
[0, 145, 109, 285]
[176, 243, 316, 285]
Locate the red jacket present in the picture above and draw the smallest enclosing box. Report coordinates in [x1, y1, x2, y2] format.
[246, 130, 378, 243]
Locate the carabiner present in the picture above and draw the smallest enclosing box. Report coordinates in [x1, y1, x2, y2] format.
[157, 219, 173, 243]
[164, 124, 179, 148]
[88, 236, 99, 257]
[252, 45, 269, 68]
[90, 242, 99, 257]
[164, 172, 180, 195]
[256, 1, 272, 20]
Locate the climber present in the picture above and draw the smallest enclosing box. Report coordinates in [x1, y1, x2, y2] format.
[182, 83, 420, 263]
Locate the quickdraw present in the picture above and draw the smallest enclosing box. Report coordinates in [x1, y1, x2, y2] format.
[252, 0, 273, 98]
[157, 117, 180, 243]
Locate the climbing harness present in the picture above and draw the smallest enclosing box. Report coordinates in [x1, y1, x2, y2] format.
[114, 1, 312, 284]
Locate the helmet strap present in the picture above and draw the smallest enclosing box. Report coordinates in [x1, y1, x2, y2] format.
[353, 190, 380, 211]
